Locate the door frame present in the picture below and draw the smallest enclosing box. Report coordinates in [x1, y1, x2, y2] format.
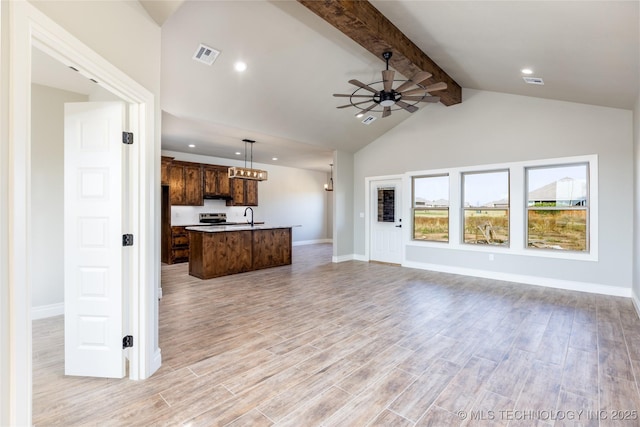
[364, 175, 404, 262]
[3, 2, 159, 425]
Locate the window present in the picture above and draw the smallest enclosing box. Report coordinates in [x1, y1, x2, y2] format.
[526, 163, 588, 251]
[462, 170, 509, 246]
[412, 175, 449, 242]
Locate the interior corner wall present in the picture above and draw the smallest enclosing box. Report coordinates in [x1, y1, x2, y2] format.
[333, 150, 354, 260]
[1, 0, 10, 423]
[633, 91, 640, 311]
[354, 88, 633, 294]
[30, 84, 87, 315]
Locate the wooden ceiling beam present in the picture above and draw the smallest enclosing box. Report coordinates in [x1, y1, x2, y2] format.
[298, 0, 461, 106]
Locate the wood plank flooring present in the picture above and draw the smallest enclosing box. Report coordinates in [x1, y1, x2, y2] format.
[33, 243, 640, 426]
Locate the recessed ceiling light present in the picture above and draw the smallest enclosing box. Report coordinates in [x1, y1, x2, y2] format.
[235, 151, 242, 155]
[234, 61, 247, 72]
[188, 144, 196, 148]
[272, 157, 278, 161]
[521, 68, 534, 75]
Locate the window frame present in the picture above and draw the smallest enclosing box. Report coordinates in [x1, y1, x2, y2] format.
[461, 169, 510, 247]
[525, 162, 590, 253]
[411, 173, 450, 243]
[404, 154, 598, 262]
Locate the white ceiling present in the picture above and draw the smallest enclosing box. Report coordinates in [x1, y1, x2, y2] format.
[35, 1, 640, 174]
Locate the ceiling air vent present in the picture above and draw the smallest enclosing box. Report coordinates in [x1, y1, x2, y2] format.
[362, 115, 377, 125]
[193, 44, 220, 66]
[523, 76, 544, 85]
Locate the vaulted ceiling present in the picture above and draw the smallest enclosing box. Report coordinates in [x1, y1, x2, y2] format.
[149, 1, 639, 172]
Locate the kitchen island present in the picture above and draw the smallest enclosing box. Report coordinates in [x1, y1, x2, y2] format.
[186, 225, 294, 279]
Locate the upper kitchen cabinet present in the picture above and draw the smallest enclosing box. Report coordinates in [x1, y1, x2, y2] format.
[161, 156, 173, 186]
[169, 161, 203, 206]
[203, 165, 232, 199]
[226, 178, 258, 207]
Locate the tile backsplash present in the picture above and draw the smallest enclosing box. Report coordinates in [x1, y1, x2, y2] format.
[171, 199, 253, 225]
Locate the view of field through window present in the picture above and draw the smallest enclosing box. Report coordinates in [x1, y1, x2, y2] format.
[463, 170, 509, 246]
[527, 164, 588, 251]
[413, 175, 449, 242]
[411, 162, 589, 252]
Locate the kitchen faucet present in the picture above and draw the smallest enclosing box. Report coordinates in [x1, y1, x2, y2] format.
[244, 207, 254, 227]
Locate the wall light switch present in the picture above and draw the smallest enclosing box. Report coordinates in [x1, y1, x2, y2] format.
[489, 254, 494, 261]
[359, 212, 364, 218]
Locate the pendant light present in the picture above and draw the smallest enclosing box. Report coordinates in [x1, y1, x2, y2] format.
[324, 163, 334, 191]
[228, 139, 268, 181]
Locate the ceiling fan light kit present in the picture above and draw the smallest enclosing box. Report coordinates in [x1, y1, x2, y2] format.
[333, 51, 447, 119]
[228, 139, 269, 181]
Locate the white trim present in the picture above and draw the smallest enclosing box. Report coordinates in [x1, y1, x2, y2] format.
[150, 349, 162, 377]
[633, 293, 640, 319]
[333, 254, 356, 263]
[406, 154, 598, 262]
[7, 2, 159, 424]
[293, 239, 332, 246]
[31, 303, 64, 320]
[404, 260, 631, 298]
[353, 254, 368, 262]
[364, 174, 404, 263]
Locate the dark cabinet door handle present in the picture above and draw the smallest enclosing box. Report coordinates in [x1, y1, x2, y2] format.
[395, 225, 402, 228]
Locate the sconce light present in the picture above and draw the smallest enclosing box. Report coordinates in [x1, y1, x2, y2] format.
[324, 163, 334, 192]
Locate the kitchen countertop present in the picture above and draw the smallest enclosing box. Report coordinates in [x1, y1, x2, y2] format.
[185, 224, 299, 233]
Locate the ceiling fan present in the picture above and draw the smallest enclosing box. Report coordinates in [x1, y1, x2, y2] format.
[333, 51, 447, 119]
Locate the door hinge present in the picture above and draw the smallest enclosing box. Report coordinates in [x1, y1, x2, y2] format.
[122, 131, 134, 145]
[122, 234, 134, 246]
[122, 335, 133, 349]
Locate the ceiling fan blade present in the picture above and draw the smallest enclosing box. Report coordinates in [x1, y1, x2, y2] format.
[400, 95, 441, 103]
[356, 103, 377, 116]
[395, 100, 419, 113]
[394, 71, 432, 93]
[382, 107, 391, 118]
[337, 100, 372, 109]
[348, 79, 378, 94]
[425, 82, 447, 92]
[382, 70, 394, 92]
[333, 94, 375, 98]
[399, 82, 447, 97]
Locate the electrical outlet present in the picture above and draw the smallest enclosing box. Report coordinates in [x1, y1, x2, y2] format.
[489, 254, 494, 261]
[360, 212, 364, 218]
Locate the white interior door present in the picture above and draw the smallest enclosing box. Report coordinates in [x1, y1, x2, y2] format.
[64, 102, 126, 378]
[370, 179, 403, 264]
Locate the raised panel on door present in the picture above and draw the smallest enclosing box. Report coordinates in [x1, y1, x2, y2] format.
[184, 164, 203, 206]
[245, 180, 258, 206]
[216, 168, 231, 197]
[64, 102, 126, 378]
[203, 167, 217, 196]
[169, 164, 186, 205]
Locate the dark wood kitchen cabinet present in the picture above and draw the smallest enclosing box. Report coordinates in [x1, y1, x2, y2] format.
[169, 161, 203, 206]
[169, 226, 190, 264]
[161, 156, 173, 186]
[203, 165, 231, 198]
[226, 178, 258, 206]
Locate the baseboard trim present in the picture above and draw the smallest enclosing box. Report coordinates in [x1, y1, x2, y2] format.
[403, 261, 632, 298]
[633, 292, 640, 319]
[293, 239, 332, 246]
[31, 302, 64, 320]
[333, 254, 354, 263]
[148, 349, 162, 379]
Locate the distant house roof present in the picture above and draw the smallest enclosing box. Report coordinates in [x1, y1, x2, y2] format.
[528, 177, 586, 205]
[415, 197, 449, 207]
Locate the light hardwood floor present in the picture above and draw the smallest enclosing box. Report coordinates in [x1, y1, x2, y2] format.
[33, 243, 640, 426]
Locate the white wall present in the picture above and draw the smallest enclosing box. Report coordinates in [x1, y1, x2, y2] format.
[354, 89, 633, 295]
[334, 150, 354, 260]
[30, 84, 87, 316]
[162, 150, 331, 244]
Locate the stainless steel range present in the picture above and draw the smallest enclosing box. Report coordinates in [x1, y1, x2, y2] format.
[199, 212, 232, 225]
